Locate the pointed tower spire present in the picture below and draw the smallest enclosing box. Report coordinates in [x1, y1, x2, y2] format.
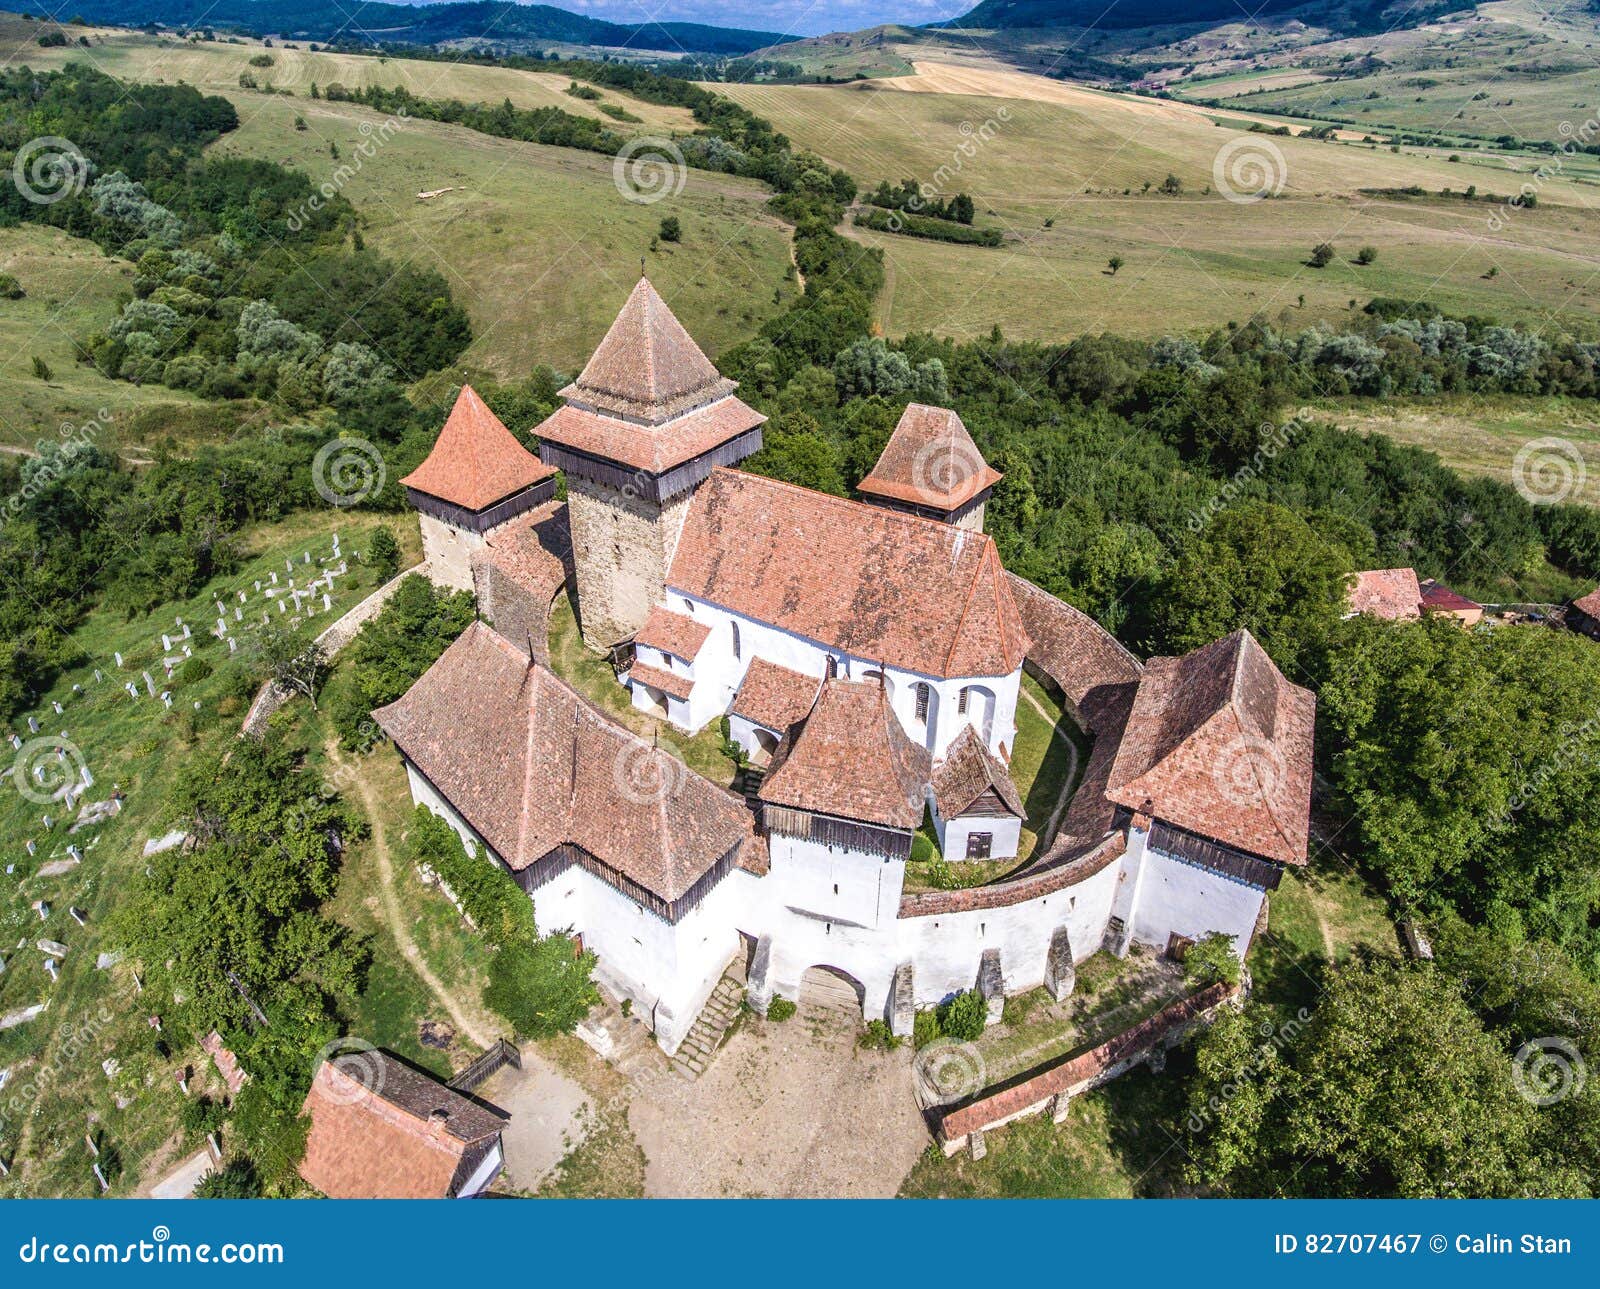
[858, 403, 1003, 532]
[533, 277, 766, 650]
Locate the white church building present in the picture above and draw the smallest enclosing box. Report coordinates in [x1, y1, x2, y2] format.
[375, 278, 1316, 1055]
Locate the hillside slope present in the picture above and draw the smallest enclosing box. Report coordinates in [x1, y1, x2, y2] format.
[15, 0, 784, 54]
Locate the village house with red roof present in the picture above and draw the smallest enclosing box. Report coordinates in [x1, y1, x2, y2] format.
[377, 276, 1317, 1056]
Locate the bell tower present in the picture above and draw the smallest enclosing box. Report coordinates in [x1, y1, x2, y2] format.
[533, 277, 765, 649]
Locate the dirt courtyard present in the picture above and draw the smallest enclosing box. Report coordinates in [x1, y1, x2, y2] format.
[625, 1002, 930, 1198]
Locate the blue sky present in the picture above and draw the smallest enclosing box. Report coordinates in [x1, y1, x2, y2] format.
[516, 0, 970, 38]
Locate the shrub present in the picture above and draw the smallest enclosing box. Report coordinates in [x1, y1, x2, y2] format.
[193, 1157, 262, 1198]
[1183, 931, 1242, 988]
[1309, 242, 1336, 268]
[912, 1009, 941, 1048]
[936, 989, 987, 1042]
[483, 933, 599, 1039]
[179, 1094, 228, 1136]
[177, 656, 213, 684]
[659, 215, 682, 243]
[766, 996, 797, 1022]
[30, 356, 51, 381]
[1355, 245, 1378, 265]
[410, 807, 533, 945]
[858, 1018, 901, 1050]
[248, 53, 275, 67]
[0, 273, 24, 299]
[366, 526, 399, 581]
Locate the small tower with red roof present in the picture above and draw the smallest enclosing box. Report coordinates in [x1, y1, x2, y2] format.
[401, 385, 557, 591]
[533, 277, 765, 649]
[858, 403, 1002, 532]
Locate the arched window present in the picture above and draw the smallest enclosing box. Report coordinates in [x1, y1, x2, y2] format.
[913, 682, 931, 725]
[731, 620, 741, 660]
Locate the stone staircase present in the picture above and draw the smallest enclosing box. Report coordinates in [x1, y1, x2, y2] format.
[670, 973, 746, 1081]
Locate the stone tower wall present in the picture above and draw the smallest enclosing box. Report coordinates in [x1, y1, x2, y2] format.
[418, 511, 485, 592]
[566, 475, 692, 649]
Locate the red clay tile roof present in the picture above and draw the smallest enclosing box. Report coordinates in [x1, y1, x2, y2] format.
[1574, 586, 1600, 620]
[933, 725, 1024, 819]
[298, 1052, 503, 1199]
[858, 403, 1003, 512]
[759, 677, 931, 829]
[635, 605, 710, 662]
[400, 384, 555, 511]
[1005, 573, 1143, 712]
[1419, 579, 1481, 614]
[627, 658, 694, 702]
[731, 657, 822, 733]
[1348, 567, 1422, 620]
[534, 396, 764, 477]
[535, 277, 766, 479]
[1105, 630, 1314, 866]
[372, 622, 752, 901]
[669, 469, 1029, 680]
[563, 277, 736, 424]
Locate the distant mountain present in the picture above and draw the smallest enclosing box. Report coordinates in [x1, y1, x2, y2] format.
[942, 0, 1436, 33]
[22, 0, 785, 55]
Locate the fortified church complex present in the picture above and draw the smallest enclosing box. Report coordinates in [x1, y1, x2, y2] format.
[374, 278, 1316, 1055]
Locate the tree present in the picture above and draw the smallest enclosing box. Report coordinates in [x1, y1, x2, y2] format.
[483, 933, 599, 1039]
[366, 526, 400, 581]
[658, 215, 682, 243]
[1185, 961, 1582, 1197]
[1183, 932, 1241, 987]
[251, 620, 328, 710]
[1160, 173, 1183, 195]
[1309, 242, 1336, 268]
[1355, 245, 1378, 265]
[1147, 501, 1351, 674]
[1107, 255, 1124, 275]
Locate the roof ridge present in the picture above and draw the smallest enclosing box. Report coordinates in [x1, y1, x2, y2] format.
[725, 466, 988, 540]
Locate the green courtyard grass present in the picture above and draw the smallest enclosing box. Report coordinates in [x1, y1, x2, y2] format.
[546, 591, 741, 789]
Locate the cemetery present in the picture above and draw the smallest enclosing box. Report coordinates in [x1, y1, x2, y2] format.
[0, 512, 413, 1195]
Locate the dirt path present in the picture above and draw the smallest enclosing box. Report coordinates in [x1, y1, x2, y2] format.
[327, 741, 496, 1049]
[1019, 684, 1081, 850]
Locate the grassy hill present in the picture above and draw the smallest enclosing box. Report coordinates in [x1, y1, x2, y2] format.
[1168, 0, 1600, 146]
[717, 68, 1600, 342]
[13, 0, 783, 55]
[0, 24, 798, 439]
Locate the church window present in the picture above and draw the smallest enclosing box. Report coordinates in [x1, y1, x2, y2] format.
[731, 620, 741, 659]
[958, 687, 970, 715]
[914, 682, 931, 724]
